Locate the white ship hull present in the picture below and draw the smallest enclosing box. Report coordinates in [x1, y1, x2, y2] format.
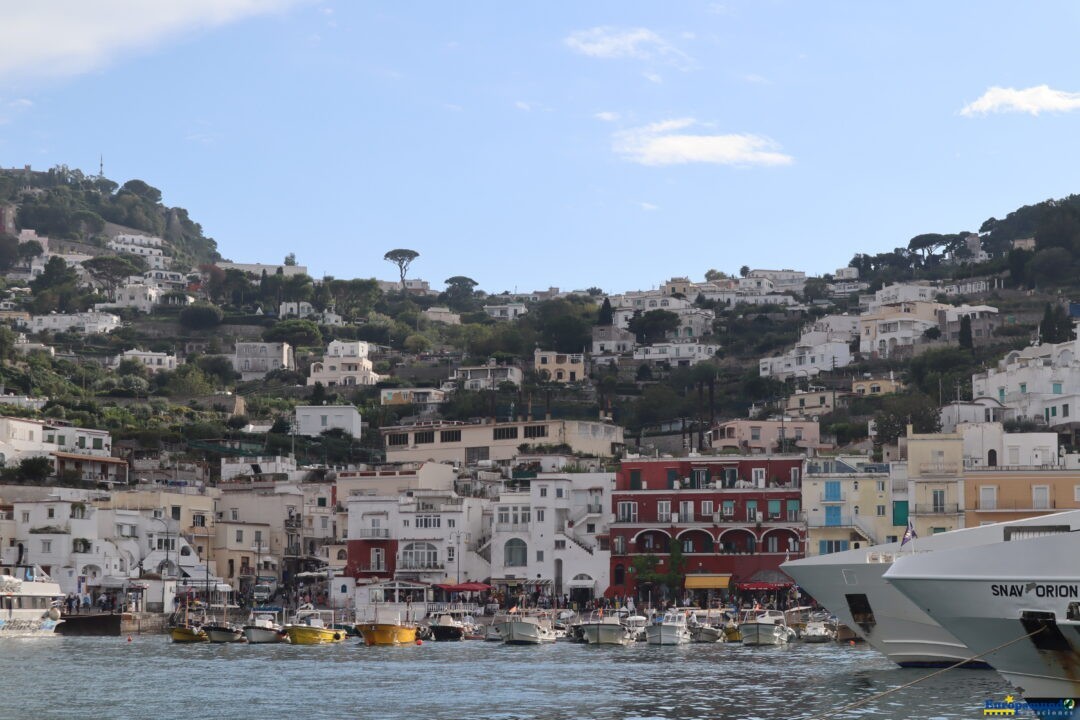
[0, 571, 63, 638]
[783, 512, 1080, 668]
[242, 626, 284, 644]
[887, 531, 1080, 709]
[0, 617, 62, 637]
[580, 621, 631, 646]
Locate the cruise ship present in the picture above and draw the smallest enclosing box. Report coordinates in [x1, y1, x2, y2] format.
[886, 528, 1080, 718]
[0, 564, 64, 637]
[782, 510, 1080, 668]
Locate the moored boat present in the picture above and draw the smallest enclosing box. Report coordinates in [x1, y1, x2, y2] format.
[170, 624, 208, 643]
[242, 611, 286, 644]
[503, 611, 558, 645]
[578, 613, 634, 646]
[0, 565, 63, 638]
[429, 613, 466, 641]
[357, 621, 418, 646]
[645, 609, 691, 646]
[203, 620, 244, 643]
[800, 612, 837, 643]
[284, 607, 346, 645]
[739, 609, 796, 646]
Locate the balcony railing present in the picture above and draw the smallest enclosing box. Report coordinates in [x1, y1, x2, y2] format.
[358, 564, 387, 573]
[495, 522, 529, 532]
[397, 562, 443, 571]
[356, 528, 390, 539]
[820, 492, 846, 502]
[975, 499, 1057, 511]
[910, 503, 961, 515]
[916, 463, 960, 476]
[585, 503, 604, 514]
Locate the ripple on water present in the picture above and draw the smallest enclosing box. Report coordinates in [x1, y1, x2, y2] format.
[0, 637, 1016, 720]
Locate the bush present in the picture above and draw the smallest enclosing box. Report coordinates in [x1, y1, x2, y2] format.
[180, 303, 224, 330]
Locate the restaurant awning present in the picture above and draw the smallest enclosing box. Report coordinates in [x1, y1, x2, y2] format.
[736, 582, 790, 591]
[683, 574, 731, 590]
[435, 582, 491, 593]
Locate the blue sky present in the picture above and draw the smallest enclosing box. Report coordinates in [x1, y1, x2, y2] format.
[3, 1, 1080, 295]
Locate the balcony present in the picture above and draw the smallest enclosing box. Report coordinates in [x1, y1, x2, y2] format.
[356, 528, 390, 539]
[915, 463, 960, 476]
[584, 503, 604, 515]
[910, 503, 961, 515]
[819, 492, 846, 503]
[397, 562, 443, 571]
[974, 499, 1057, 512]
[358, 564, 387, 573]
[495, 522, 529, 532]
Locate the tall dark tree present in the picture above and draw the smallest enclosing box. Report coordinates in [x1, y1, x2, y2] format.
[443, 276, 479, 312]
[384, 248, 419, 292]
[958, 315, 973, 350]
[82, 255, 141, 299]
[597, 297, 614, 326]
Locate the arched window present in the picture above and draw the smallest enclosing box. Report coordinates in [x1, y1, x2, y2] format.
[988, 449, 998, 467]
[504, 538, 527, 567]
[179, 546, 191, 557]
[401, 542, 438, 569]
[336, 549, 347, 560]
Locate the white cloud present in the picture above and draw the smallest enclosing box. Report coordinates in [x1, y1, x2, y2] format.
[0, 0, 308, 80]
[515, 101, 532, 111]
[594, 111, 620, 122]
[961, 85, 1080, 116]
[7, 99, 33, 109]
[640, 202, 659, 211]
[443, 103, 463, 112]
[613, 118, 793, 167]
[643, 71, 663, 84]
[564, 26, 692, 68]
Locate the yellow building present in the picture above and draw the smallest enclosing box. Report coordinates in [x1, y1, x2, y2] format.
[905, 428, 964, 537]
[785, 389, 841, 419]
[852, 376, 904, 396]
[803, 456, 906, 555]
[534, 349, 586, 384]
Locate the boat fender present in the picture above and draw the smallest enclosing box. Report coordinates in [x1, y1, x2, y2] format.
[415, 639, 422, 646]
[47, 608, 61, 621]
[333, 632, 341, 641]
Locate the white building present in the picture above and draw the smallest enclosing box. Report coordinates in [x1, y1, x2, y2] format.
[971, 331, 1080, 439]
[422, 307, 461, 325]
[110, 349, 179, 374]
[307, 340, 381, 387]
[111, 233, 164, 248]
[221, 455, 298, 482]
[279, 301, 315, 319]
[759, 339, 852, 380]
[633, 341, 718, 367]
[95, 282, 162, 314]
[232, 342, 295, 382]
[380, 388, 448, 416]
[295, 405, 362, 439]
[958, 423, 1058, 469]
[27, 312, 121, 335]
[446, 361, 523, 391]
[483, 303, 528, 321]
[591, 325, 635, 357]
[487, 472, 613, 601]
[218, 261, 309, 277]
[939, 399, 1013, 433]
[142, 270, 188, 291]
[746, 269, 807, 295]
[106, 237, 170, 270]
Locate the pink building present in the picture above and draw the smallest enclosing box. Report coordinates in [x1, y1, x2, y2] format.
[710, 419, 824, 454]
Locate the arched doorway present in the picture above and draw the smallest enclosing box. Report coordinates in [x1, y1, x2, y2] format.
[988, 449, 997, 467]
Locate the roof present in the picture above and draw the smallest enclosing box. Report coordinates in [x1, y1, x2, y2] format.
[53, 452, 127, 465]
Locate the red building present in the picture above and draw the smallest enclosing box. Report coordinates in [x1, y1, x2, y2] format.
[607, 456, 806, 601]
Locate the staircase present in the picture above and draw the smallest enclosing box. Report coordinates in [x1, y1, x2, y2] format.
[558, 529, 594, 555]
[471, 535, 492, 563]
[852, 515, 876, 545]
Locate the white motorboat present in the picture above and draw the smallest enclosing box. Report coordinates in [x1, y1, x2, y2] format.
[782, 510, 1080, 668]
[688, 609, 731, 643]
[624, 614, 648, 642]
[801, 612, 837, 643]
[242, 611, 286, 644]
[578, 613, 634, 646]
[645, 609, 691, 646]
[886, 528, 1080, 713]
[502, 611, 558, 645]
[0, 565, 63, 637]
[203, 621, 245, 643]
[739, 609, 796, 646]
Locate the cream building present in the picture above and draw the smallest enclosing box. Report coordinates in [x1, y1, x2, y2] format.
[803, 456, 906, 554]
[381, 418, 624, 466]
[905, 427, 965, 537]
[307, 340, 381, 387]
[534, 349, 586, 383]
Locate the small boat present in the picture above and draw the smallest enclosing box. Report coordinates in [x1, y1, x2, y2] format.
[624, 614, 648, 642]
[357, 620, 418, 646]
[739, 609, 797, 646]
[502, 611, 558, 645]
[578, 613, 635, 646]
[170, 624, 208, 643]
[203, 621, 245, 643]
[242, 611, 287, 644]
[645, 609, 691, 646]
[485, 612, 513, 642]
[688, 609, 730, 643]
[800, 612, 837, 643]
[429, 614, 466, 641]
[284, 606, 346, 645]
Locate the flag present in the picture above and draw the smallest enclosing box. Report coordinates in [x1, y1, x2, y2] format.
[901, 520, 917, 547]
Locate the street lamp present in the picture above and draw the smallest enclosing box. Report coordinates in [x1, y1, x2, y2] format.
[449, 531, 468, 584]
[150, 514, 170, 612]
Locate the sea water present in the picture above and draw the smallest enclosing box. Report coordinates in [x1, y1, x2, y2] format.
[0, 636, 1014, 719]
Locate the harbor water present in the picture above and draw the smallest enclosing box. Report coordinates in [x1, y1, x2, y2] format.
[0, 636, 1016, 719]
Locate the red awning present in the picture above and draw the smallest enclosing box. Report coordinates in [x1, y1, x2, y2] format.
[736, 582, 791, 591]
[435, 582, 491, 593]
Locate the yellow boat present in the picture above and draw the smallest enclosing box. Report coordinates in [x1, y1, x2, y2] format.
[170, 624, 208, 643]
[357, 622, 418, 646]
[284, 607, 346, 645]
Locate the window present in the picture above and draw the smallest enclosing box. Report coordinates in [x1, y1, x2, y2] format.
[524, 425, 548, 439]
[193, 514, 205, 527]
[539, 486, 547, 497]
[817, 540, 849, 555]
[556, 488, 564, 498]
[254, 530, 263, 544]
[321, 517, 328, 529]
[92, 438, 103, 450]
[440, 430, 461, 443]
[1054, 382, 1063, 394]
[320, 415, 328, 427]
[230, 508, 239, 521]
[877, 480, 885, 493]
[932, 489, 945, 513]
[387, 433, 409, 446]
[701, 500, 714, 517]
[679, 500, 694, 521]
[586, 523, 595, 534]
[414, 431, 435, 444]
[721, 500, 734, 517]
[497, 506, 510, 524]
[555, 539, 566, 550]
[47, 508, 54, 519]
[1075, 485, 1080, 503]
[447, 519, 455, 528]
[446, 546, 455, 562]
[236, 529, 244, 543]
[416, 515, 441, 529]
[752, 468, 766, 485]
[1066, 404, 1071, 418]
[1020, 383, 1027, 394]
[876, 505, 886, 517]
[20, 512, 28, 523]
[979, 485, 997, 510]
[657, 500, 671, 523]
[536, 509, 544, 522]
[493, 427, 518, 441]
[536, 550, 544, 562]
[629, 470, 642, 490]
[617, 502, 638, 523]
[1033, 486, 1050, 510]
[750, 426, 761, 440]
[504, 538, 527, 567]
[171, 506, 181, 521]
[317, 497, 327, 507]
[402, 542, 439, 569]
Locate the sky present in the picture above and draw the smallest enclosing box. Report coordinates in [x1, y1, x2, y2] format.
[3, 2, 1080, 296]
